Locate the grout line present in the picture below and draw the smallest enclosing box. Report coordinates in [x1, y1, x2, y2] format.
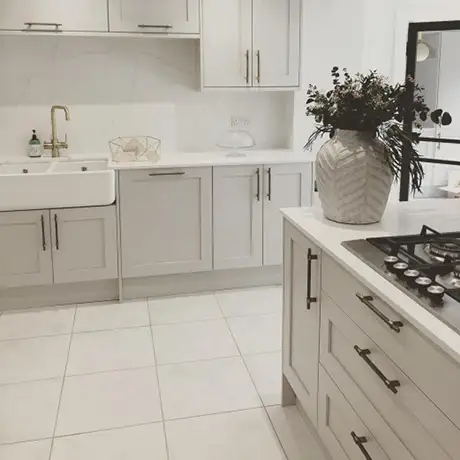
[71, 323, 151, 335]
[0, 376, 64, 389]
[0, 331, 74, 344]
[0, 406, 271, 448]
[48, 306, 77, 460]
[65, 364, 156, 379]
[214, 292, 290, 460]
[147, 304, 170, 460]
[0, 352, 282, 389]
[150, 316, 226, 327]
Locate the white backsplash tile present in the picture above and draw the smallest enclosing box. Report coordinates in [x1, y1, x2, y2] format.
[0, 35, 292, 158]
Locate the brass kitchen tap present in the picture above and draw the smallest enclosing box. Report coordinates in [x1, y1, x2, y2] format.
[43, 105, 70, 158]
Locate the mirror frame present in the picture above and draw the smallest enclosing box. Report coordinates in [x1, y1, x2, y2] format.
[400, 19, 460, 201]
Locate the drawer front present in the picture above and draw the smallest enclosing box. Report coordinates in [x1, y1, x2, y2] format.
[322, 253, 460, 432]
[321, 292, 456, 460]
[319, 366, 397, 460]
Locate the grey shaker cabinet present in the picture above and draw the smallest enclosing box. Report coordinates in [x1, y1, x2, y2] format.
[119, 168, 213, 278]
[0, 206, 118, 289]
[0, 210, 53, 288]
[51, 206, 118, 284]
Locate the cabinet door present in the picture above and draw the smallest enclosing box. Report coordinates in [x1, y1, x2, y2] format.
[0, 210, 53, 288]
[51, 206, 118, 284]
[201, 0, 252, 87]
[263, 163, 312, 266]
[109, 0, 199, 34]
[120, 168, 212, 277]
[252, 0, 301, 87]
[213, 165, 263, 270]
[0, 0, 108, 32]
[283, 221, 320, 427]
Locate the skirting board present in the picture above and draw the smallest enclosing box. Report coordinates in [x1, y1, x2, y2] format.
[0, 266, 281, 311]
[0, 280, 119, 311]
[122, 265, 282, 300]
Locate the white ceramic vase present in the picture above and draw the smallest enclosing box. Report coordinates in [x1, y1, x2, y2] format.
[316, 130, 393, 224]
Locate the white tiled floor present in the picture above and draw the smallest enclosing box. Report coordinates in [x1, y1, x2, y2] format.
[0, 286, 326, 460]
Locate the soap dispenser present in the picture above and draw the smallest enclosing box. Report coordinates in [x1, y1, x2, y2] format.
[28, 130, 42, 158]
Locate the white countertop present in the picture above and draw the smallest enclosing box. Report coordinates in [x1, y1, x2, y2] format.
[0, 149, 315, 170]
[282, 200, 460, 364]
[110, 149, 315, 169]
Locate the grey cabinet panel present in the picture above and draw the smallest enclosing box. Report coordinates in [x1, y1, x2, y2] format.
[120, 168, 213, 278]
[0, 210, 53, 288]
[263, 163, 312, 266]
[51, 206, 118, 284]
[213, 165, 263, 270]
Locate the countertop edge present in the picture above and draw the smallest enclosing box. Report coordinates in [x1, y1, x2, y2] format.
[282, 207, 460, 366]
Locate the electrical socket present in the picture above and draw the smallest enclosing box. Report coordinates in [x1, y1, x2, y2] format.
[231, 116, 250, 128]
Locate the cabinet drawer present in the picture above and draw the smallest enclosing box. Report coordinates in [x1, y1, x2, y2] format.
[321, 292, 457, 459]
[322, 253, 460, 432]
[318, 366, 410, 460]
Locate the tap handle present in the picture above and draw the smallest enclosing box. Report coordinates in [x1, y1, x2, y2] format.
[65, 133, 68, 144]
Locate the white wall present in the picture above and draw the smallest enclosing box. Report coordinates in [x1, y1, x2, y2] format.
[292, 0, 367, 154]
[0, 35, 292, 158]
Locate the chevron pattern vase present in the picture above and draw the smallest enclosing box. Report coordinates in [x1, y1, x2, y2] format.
[316, 130, 393, 224]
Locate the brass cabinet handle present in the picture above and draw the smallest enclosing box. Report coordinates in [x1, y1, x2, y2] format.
[354, 345, 401, 394]
[256, 168, 261, 201]
[306, 249, 318, 309]
[256, 50, 261, 83]
[24, 22, 62, 27]
[23, 22, 62, 32]
[355, 293, 403, 333]
[54, 214, 60, 250]
[267, 167, 272, 201]
[138, 24, 173, 29]
[245, 50, 250, 84]
[351, 432, 373, 460]
[40, 214, 46, 252]
[149, 172, 185, 177]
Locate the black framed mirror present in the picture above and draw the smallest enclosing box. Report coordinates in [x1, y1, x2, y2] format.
[401, 20, 460, 201]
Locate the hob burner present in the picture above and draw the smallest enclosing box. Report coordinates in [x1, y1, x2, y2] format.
[425, 240, 460, 263]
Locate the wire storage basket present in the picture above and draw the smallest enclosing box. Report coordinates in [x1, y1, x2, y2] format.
[109, 136, 161, 163]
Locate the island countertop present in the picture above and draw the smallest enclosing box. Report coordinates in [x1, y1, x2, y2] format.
[281, 199, 460, 364]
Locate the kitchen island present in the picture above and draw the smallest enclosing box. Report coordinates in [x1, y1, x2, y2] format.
[281, 199, 460, 460]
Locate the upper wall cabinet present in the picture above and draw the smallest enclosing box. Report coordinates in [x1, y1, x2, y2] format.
[252, 0, 301, 88]
[108, 0, 200, 34]
[201, 0, 253, 88]
[201, 0, 301, 89]
[0, 0, 108, 32]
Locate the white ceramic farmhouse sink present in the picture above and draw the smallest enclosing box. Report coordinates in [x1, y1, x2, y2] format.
[0, 160, 115, 211]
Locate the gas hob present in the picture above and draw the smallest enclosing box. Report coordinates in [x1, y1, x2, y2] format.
[343, 226, 460, 334]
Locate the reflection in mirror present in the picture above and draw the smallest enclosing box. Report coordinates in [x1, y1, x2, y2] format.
[413, 29, 460, 199]
[415, 30, 460, 143]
